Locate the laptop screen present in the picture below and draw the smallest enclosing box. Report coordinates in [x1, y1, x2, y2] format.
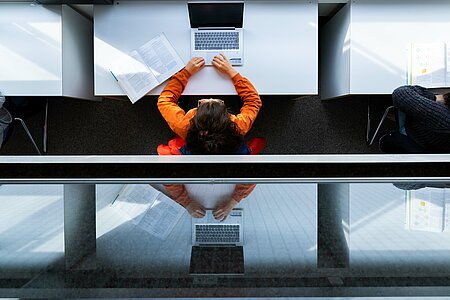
[188, 2, 244, 28]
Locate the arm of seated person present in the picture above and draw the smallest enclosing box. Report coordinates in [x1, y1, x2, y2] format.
[212, 54, 262, 135]
[212, 184, 256, 221]
[163, 183, 205, 218]
[392, 85, 448, 122]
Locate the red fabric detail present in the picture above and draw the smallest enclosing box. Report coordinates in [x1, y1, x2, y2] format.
[167, 136, 185, 149]
[157, 136, 185, 155]
[157, 144, 181, 155]
[247, 137, 266, 155]
[157, 136, 266, 155]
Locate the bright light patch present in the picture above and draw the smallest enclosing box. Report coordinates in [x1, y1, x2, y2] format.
[32, 230, 64, 253]
[0, 44, 61, 81]
[150, 199, 161, 208]
[95, 37, 140, 72]
[28, 21, 61, 43]
[343, 26, 351, 53]
[351, 44, 398, 75]
[308, 21, 318, 29]
[0, 196, 62, 234]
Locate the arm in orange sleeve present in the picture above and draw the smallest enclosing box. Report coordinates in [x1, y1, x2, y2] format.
[157, 68, 193, 139]
[163, 184, 192, 207]
[231, 74, 262, 135]
[231, 184, 257, 202]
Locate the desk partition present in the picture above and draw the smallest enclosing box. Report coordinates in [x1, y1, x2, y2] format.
[94, 0, 318, 96]
[0, 3, 95, 99]
[321, 0, 450, 99]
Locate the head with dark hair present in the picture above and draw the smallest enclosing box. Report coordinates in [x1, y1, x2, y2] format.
[186, 99, 244, 154]
[442, 93, 450, 109]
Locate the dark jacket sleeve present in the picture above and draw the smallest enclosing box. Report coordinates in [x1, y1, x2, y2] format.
[392, 85, 436, 119]
[392, 85, 450, 131]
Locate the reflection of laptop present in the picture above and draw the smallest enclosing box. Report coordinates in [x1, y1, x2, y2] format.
[190, 209, 244, 275]
[188, 1, 244, 66]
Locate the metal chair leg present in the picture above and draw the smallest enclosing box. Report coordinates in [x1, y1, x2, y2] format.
[367, 105, 395, 146]
[43, 98, 48, 153]
[14, 118, 41, 155]
[366, 101, 371, 143]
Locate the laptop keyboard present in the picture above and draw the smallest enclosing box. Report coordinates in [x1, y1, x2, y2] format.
[194, 31, 239, 50]
[195, 224, 240, 243]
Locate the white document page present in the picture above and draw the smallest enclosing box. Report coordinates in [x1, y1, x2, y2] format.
[109, 33, 184, 103]
[109, 51, 159, 103]
[408, 188, 445, 232]
[138, 33, 184, 83]
[410, 42, 446, 87]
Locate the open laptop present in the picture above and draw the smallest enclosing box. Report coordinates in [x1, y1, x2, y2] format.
[190, 208, 244, 274]
[188, 1, 244, 66]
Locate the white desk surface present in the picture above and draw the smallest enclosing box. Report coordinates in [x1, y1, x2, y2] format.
[0, 3, 62, 96]
[351, 0, 450, 94]
[0, 3, 95, 99]
[94, 1, 318, 96]
[322, 0, 450, 98]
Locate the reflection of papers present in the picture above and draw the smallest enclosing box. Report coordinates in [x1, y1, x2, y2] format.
[109, 33, 184, 103]
[137, 195, 184, 239]
[406, 188, 450, 232]
[112, 184, 185, 240]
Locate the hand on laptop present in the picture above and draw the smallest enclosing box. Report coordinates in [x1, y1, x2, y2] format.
[186, 200, 206, 218]
[185, 57, 205, 76]
[212, 54, 238, 79]
[213, 198, 239, 221]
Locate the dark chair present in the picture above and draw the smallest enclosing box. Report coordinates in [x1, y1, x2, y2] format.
[366, 102, 426, 153]
[1, 96, 48, 154]
[366, 105, 396, 146]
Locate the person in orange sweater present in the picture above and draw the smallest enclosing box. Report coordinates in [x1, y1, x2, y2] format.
[157, 54, 262, 153]
[157, 54, 263, 221]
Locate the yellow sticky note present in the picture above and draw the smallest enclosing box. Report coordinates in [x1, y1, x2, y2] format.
[421, 68, 427, 74]
[420, 201, 426, 206]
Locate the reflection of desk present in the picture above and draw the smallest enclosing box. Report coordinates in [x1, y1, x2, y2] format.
[94, 1, 318, 96]
[96, 183, 317, 277]
[321, 0, 450, 99]
[0, 3, 95, 99]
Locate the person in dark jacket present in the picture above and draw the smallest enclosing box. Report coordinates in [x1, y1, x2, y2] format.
[379, 85, 450, 153]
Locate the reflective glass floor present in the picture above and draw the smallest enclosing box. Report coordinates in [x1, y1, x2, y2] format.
[2, 183, 450, 279]
[95, 183, 317, 277]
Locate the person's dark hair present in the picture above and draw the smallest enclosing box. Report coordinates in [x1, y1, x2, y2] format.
[442, 92, 450, 109]
[186, 101, 244, 154]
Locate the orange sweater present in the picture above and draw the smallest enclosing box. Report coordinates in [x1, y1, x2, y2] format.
[157, 68, 262, 139]
[164, 183, 256, 208]
[158, 68, 261, 207]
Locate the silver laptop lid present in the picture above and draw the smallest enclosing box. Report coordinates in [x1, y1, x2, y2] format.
[188, 2, 244, 29]
[192, 208, 243, 246]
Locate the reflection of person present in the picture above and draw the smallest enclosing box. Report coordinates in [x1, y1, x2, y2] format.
[380, 85, 450, 153]
[164, 183, 256, 221]
[156, 54, 264, 220]
[393, 182, 450, 191]
[157, 54, 262, 155]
